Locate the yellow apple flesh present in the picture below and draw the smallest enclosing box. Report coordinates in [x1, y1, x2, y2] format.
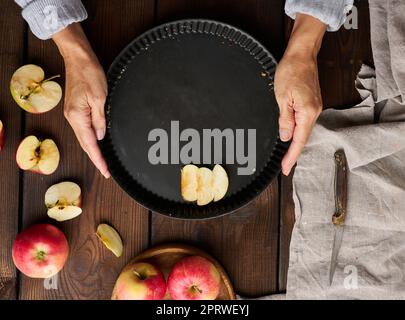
[197, 167, 215, 206]
[10, 64, 62, 114]
[181, 164, 229, 206]
[96, 224, 123, 257]
[45, 182, 82, 222]
[16, 135, 60, 175]
[181, 164, 199, 202]
[212, 164, 229, 202]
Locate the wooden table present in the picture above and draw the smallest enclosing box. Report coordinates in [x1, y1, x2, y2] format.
[0, 0, 372, 299]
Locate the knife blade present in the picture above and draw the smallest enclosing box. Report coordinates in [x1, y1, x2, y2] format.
[329, 150, 348, 285]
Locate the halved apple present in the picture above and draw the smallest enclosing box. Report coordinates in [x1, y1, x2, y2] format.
[212, 164, 229, 202]
[181, 164, 199, 202]
[10, 64, 62, 114]
[0, 120, 4, 151]
[45, 182, 82, 222]
[197, 167, 214, 206]
[16, 135, 60, 175]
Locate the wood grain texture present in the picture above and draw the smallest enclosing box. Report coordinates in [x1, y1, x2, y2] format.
[318, 0, 373, 109]
[0, 2, 25, 300]
[285, 1, 372, 109]
[124, 243, 237, 300]
[278, 171, 294, 292]
[152, 181, 279, 297]
[19, 0, 155, 300]
[157, 0, 286, 60]
[278, 1, 374, 291]
[2, 0, 376, 299]
[82, 0, 156, 67]
[151, 0, 286, 297]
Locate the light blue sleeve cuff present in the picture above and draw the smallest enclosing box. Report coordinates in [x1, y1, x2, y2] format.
[15, 0, 88, 40]
[285, 0, 354, 32]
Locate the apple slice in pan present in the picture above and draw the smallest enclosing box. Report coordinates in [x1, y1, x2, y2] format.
[45, 182, 82, 222]
[10, 64, 62, 114]
[212, 164, 229, 202]
[96, 224, 123, 258]
[197, 167, 215, 206]
[181, 164, 199, 202]
[0, 120, 4, 151]
[16, 135, 60, 175]
[181, 164, 229, 206]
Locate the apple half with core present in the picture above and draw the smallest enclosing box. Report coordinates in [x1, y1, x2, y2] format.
[45, 182, 82, 221]
[168, 255, 221, 300]
[112, 262, 167, 300]
[181, 164, 229, 206]
[10, 64, 62, 114]
[12, 224, 69, 278]
[0, 120, 4, 151]
[16, 135, 60, 175]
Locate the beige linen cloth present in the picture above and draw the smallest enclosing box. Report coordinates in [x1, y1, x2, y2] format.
[286, 0, 405, 299]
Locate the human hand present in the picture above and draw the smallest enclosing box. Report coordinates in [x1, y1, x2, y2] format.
[274, 14, 326, 176]
[53, 23, 110, 178]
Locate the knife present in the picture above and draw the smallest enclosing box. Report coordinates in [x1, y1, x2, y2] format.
[329, 150, 348, 285]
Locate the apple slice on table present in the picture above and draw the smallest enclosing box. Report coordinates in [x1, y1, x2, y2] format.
[168, 255, 221, 300]
[96, 224, 123, 257]
[181, 165, 215, 206]
[16, 135, 60, 175]
[10, 64, 62, 114]
[45, 182, 82, 222]
[0, 120, 4, 151]
[212, 164, 229, 202]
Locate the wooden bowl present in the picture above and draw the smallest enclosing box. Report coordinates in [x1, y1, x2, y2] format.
[115, 243, 236, 300]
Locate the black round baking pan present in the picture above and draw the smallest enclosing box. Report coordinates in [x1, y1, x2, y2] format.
[100, 19, 289, 220]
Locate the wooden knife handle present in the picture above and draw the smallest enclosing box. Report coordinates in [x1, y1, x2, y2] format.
[333, 150, 347, 226]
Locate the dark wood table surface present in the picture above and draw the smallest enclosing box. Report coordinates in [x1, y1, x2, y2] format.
[0, 0, 372, 299]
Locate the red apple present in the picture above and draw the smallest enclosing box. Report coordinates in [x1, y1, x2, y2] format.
[168, 256, 221, 300]
[0, 120, 4, 151]
[112, 262, 166, 300]
[12, 224, 69, 278]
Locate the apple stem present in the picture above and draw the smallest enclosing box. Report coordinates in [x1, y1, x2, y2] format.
[133, 270, 145, 280]
[36, 250, 46, 261]
[191, 285, 203, 294]
[43, 75, 61, 83]
[19, 75, 61, 100]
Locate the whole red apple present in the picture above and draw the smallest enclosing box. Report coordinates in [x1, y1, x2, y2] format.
[12, 224, 69, 278]
[168, 256, 221, 300]
[112, 262, 167, 300]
